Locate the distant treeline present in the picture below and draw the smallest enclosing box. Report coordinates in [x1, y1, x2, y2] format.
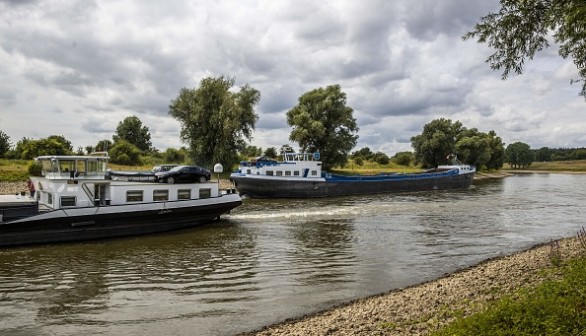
[534, 147, 586, 162]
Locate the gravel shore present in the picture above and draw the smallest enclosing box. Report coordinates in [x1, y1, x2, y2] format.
[240, 237, 582, 336]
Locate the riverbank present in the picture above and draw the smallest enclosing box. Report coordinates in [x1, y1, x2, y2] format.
[240, 236, 583, 336]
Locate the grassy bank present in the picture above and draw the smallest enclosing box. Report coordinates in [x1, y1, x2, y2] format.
[432, 243, 586, 335]
[508, 159, 586, 172]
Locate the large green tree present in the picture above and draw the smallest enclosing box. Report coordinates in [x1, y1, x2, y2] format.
[14, 135, 73, 159]
[411, 118, 463, 168]
[0, 130, 11, 158]
[113, 116, 152, 152]
[464, 0, 586, 98]
[506, 141, 534, 168]
[169, 76, 260, 169]
[109, 139, 142, 165]
[286, 84, 359, 170]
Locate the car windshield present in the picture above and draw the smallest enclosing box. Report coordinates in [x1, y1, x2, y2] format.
[169, 166, 185, 172]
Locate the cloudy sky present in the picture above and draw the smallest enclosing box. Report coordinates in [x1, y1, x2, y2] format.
[1, 0, 584, 155]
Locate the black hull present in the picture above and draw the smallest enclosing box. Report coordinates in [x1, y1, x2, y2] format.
[231, 172, 474, 198]
[0, 198, 241, 247]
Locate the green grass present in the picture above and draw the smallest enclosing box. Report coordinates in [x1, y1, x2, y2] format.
[0, 159, 32, 181]
[507, 160, 586, 172]
[431, 256, 586, 336]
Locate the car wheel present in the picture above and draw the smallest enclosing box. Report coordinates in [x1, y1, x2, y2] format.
[166, 177, 175, 184]
[198, 176, 207, 183]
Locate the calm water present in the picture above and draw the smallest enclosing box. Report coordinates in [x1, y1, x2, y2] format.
[1, 174, 585, 336]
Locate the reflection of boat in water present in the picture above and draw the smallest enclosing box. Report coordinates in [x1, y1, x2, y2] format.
[0, 153, 241, 247]
[230, 152, 475, 198]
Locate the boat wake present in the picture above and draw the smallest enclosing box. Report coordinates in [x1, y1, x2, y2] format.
[226, 206, 360, 221]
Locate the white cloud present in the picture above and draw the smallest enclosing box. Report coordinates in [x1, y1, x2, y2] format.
[0, 0, 584, 157]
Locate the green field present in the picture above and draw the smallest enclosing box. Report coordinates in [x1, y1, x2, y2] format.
[526, 160, 586, 172]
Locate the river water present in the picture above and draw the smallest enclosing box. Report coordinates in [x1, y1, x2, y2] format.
[0, 173, 584, 336]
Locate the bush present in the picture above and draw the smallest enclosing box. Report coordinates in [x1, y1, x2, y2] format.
[28, 161, 42, 177]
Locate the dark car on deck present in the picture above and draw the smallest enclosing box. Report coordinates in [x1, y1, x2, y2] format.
[154, 165, 211, 184]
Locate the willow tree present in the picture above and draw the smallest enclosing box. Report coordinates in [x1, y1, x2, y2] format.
[464, 0, 586, 98]
[169, 76, 260, 169]
[286, 84, 359, 171]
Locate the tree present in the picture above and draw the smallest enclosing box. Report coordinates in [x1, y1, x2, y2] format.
[0, 130, 11, 158]
[169, 76, 260, 169]
[463, 0, 586, 98]
[95, 139, 113, 152]
[85, 145, 95, 155]
[263, 147, 278, 159]
[485, 130, 506, 170]
[15, 135, 73, 159]
[109, 140, 142, 166]
[351, 147, 374, 161]
[287, 84, 359, 170]
[373, 151, 390, 165]
[162, 148, 186, 163]
[113, 116, 152, 152]
[506, 142, 534, 169]
[241, 145, 262, 158]
[392, 151, 414, 166]
[535, 147, 553, 161]
[411, 118, 463, 168]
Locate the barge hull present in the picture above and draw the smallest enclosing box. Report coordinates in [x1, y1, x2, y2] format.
[0, 196, 241, 247]
[232, 172, 474, 198]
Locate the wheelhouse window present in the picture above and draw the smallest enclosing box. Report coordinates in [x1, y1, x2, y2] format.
[178, 189, 191, 200]
[47, 193, 53, 205]
[199, 188, 211, 199]
[60, 196, 76, 207]
[153, 189, 169, 201]
[126, 190, 143, 202]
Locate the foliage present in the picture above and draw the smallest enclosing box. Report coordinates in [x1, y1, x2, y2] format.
[412, 119, 505, 169]
[372, 151, 390, 165]
[27, 161, 42, 177]
[522, 159, 586, 172]
[95, 139, 113, 152]
[0, 130, 11, 158]
[351, 147, 374, 161]
[391, 151, 414, 166]
[353, 157, 364, 166]
[433, 256, 586, 336]
[12, 135, 73, 159]
[169, 76, 260, 169]
[241, 145, 262, 158]
[263, 147, 278, 159]
[506, 141, 534, 169]
[411, 118, 463, 168]
[108, 140, 142, 166]
[162, 148, 186, 164]
[113, 115, 152, 152]
[463, 0, 586, 98]
[287, 84, 359, 171]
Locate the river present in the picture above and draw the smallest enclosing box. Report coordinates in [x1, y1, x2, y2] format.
[0, 173, 584, 336]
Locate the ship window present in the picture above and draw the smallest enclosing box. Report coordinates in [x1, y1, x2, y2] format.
[311, 170, 318, 176]
[153, 189, 169, 201]
[276, 171, 283, 176]
[285, 171, 291, 176]
[126, 190, 143, 202]
[199, 188, 211, 199]
[60, 196, 76, 207]
[293, 171, 300, 176]
[47, 193, 53, 205]
[266, 171, 274, 176]
[246, 169, 251, 174]
[178, 189, 191, 200]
